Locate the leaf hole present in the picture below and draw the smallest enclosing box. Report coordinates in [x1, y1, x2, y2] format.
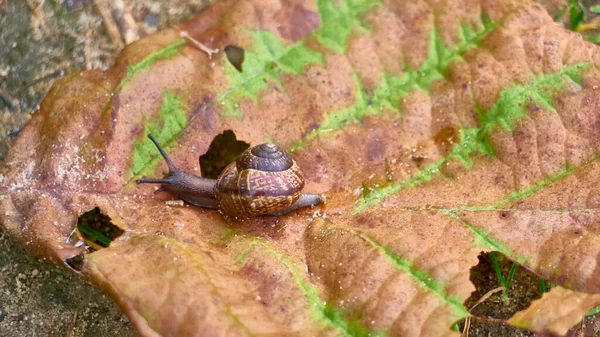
[224, 45, 245, 72]
[199, 130, 250, 179]
[76, 207, 124, 251]
[64, 253, 85, 272]
[460, 251, 550, 334]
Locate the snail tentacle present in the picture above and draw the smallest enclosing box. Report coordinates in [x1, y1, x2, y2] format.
[147, 134, 177, 172]
[137, 134, 218, 208]
[136, 135, 325, 216]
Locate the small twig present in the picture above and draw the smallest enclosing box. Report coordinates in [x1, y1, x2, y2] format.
[93, 0, 124, 49]
[468, 315, 511, 325]
[459, 286, 504, 336]
[469, 286, 504, 312]
[61, 29, 81, 40]
[84, 24, 93, 70]
[461, 317, 471, 337]
[25, 0, 49, 38]
[16, 68, 64, 94]
[66, 311, 78, 337]
[60, 29, 92, 69]
[113, 0, 139, 44]
[177, 29, 219, 59]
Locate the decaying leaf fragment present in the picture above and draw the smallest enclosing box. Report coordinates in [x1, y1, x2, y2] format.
[3, 0, 600, 336]
[509, 287, 600, 335]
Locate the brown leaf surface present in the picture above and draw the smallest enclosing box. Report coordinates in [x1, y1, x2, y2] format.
[509, 287, 600, 335]
[2, 0, 600, 336]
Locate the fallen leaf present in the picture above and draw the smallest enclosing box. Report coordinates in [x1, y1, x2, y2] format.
[2, 0, 600, 336]
[509, 287, 600, 335]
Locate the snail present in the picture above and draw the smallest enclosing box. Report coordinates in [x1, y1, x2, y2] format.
[136, 134, 325, 217]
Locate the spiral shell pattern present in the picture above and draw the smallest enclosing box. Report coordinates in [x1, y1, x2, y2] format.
[236, 143, 293, 172]
[216, 144, 304, 217]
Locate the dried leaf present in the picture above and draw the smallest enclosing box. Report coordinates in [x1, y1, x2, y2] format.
[2, 0, 600, 336]
[509, 287, 600, 335]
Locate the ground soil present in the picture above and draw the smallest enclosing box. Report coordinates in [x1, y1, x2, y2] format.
[1, 0, 600, 337]
[0, 225, 135, 337]
[462, 252, 541, 337]
[0, 0, 209, 336]
[463, 252, 600, 337]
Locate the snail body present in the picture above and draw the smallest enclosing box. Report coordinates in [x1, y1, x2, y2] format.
[136, 135, 324, 217]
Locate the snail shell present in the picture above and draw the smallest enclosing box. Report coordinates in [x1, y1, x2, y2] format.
[136, 135, 324, 217]
[215, 144, 305, 217]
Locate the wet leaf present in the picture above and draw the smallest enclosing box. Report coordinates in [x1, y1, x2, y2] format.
[2, 0, 600, 336]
